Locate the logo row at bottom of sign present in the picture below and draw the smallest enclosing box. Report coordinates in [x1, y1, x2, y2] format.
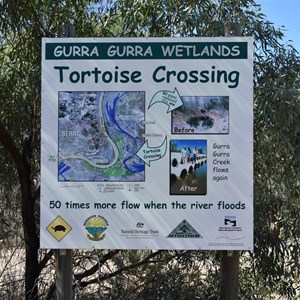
[45, 214, 248, 249]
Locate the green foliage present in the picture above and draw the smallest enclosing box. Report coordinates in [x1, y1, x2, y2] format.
[0, 0, 299, 299]
[253, 45, 300, 299]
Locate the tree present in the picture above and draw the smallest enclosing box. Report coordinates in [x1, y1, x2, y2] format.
[0, 0, 299, 298]
[253, 45, 300, 298]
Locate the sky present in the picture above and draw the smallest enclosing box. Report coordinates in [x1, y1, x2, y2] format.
[170, 140, 207, 153]
[256, 0, 300, 52]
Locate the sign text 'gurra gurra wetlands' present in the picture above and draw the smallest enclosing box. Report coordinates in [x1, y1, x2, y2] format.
[41, 37, 253, 250]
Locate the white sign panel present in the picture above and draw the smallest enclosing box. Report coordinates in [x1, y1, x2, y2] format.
[41, 37, 253, 250]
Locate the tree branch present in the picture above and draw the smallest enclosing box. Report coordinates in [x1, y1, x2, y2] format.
[39, 249, 54, 273]
[74, 249, 120, 281]
[0, 121, 24, 175]
[77, 250, 192, 288]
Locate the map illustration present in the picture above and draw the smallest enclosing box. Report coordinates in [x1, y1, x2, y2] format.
[58, 91, 145, 181]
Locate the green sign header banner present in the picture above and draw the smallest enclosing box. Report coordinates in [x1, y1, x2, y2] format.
[45, 42, 248, 60]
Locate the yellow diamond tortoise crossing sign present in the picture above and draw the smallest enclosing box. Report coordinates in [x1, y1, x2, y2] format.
[47, 216, 72, 242]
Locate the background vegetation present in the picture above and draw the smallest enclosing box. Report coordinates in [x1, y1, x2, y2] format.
[0, 0, 299, 299]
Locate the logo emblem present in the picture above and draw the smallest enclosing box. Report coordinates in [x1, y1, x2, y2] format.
[47, 216, 72, 241]
[136, 222, 144, 228]
[84, 215, 109, 241]
[218, 216, 242, 232]
[167, 219, 202, 238]
[225, 216, 237, 226]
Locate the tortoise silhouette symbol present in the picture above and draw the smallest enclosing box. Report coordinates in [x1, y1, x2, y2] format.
[52, 225, 66, 232]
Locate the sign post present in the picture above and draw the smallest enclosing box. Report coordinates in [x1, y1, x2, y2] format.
[41, 37, 253, 252]
[54, 24, 75, 300]
[219, 22, 243, 300]
[55, 249, 73, 299]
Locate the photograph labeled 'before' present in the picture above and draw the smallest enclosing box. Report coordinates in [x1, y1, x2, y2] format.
[170, 139, 207, 195]
[172, 96, 229, 134]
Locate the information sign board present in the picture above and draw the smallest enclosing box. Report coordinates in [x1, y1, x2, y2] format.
[41, 37, 253, 250]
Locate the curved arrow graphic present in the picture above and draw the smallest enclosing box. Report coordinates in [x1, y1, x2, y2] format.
[136, 136, 167, 166]
[148, 88, 183, 113]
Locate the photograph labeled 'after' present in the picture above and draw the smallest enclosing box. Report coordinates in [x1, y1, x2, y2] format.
[170, 139, 207, 195]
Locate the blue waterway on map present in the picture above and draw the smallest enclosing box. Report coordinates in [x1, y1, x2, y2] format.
[58, 162, 70, 180]
[105, 93, 144, 173]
